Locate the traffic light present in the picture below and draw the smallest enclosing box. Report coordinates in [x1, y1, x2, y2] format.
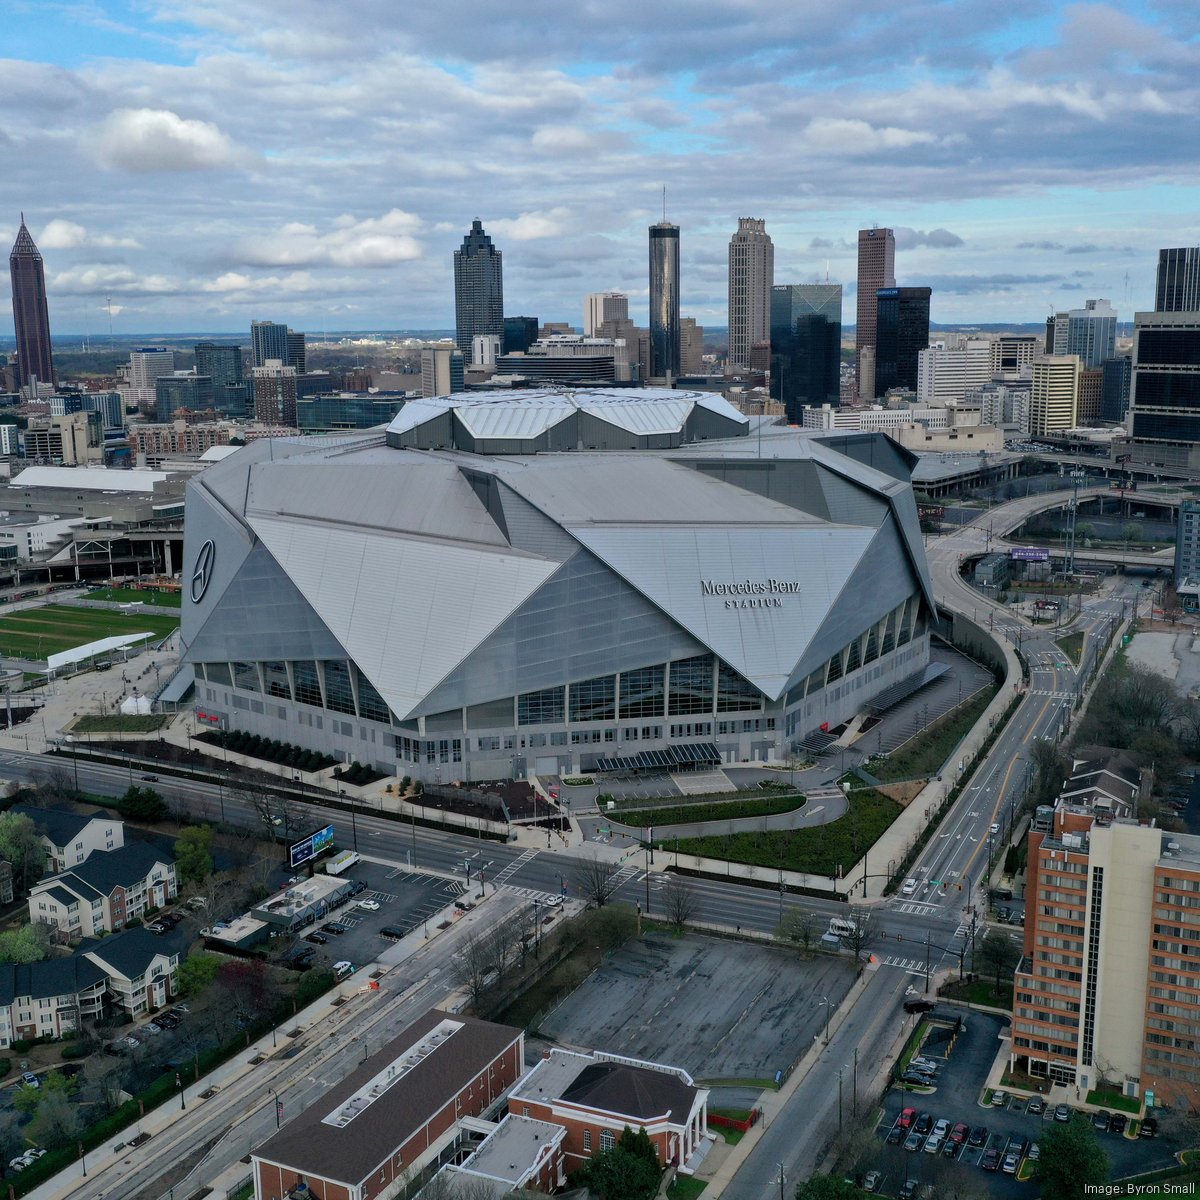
[957, 882, 963, 891]
[896, 933, 904, 942]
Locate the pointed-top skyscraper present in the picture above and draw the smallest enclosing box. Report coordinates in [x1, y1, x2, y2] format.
[454, 220, 504, 359]
[9, 215, 56, 393]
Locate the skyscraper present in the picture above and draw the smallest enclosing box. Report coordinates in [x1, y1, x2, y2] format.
[251, 320, 289, 367]
[421, 346, 465, 397]
[8, 215, 55, 393]
[124, 347, 174, 412]
[196, 342, 249, 415]
[874, 286, 930, 396]
[454, 220, 504, 357]
[728, 219, 773, 371]
[770, 284, 841, 422]
[1155, 247, 1200, 312]
[855, 227, 895, 396]
[503, 316, 539, 355]
[680, 317, 705, 376]
[584, 293, 628, 337]
[1128, 311, 1200, 457]
[1030, 355, 1080, 436]
[1050, 299, 1117, 368]
[648, 222, 680, 380]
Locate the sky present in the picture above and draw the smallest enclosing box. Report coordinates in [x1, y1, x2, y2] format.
[2, 0, 1199, 335]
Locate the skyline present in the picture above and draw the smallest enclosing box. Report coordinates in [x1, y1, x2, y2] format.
[3, 1, 1199, 334]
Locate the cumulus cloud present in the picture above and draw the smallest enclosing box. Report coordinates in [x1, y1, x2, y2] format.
[39, 219, 141, 250]
[94, 108, 250, 172]
[895, 227, 964, 249]
[800, 117, 937, 153]
[50, 264, 182, 295]
[234, 210, 423, 268]
[489, 209, 571, 241]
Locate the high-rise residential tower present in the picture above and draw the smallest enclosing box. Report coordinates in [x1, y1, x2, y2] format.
[648, 222, 680, 380]
[1155, 247, 1200, 312]
[454, 220, 504, 357]
[584, 293, 629, 337]
[727, 219, 774, 371]
[8, 215, 55, 393]
[1030, 355, 1081, 436]
[1050, 299, 1117, 368]
[874, 286, 930, 397]
[855, 227, 895, 396]
[770, 284, 841, 422]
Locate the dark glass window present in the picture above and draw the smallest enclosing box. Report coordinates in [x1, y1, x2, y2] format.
[826, 653, 844, 683]
[863, 627, 880, 664]
[323, 661, 356, 715]
[569, 676, 615, 723]
[1138, 329, 1200, 367]
[518, 687, 565, 726]
[716, 661, 761, 711]
[881, 612, 897, 654]
[232, 662, 260, 692]
[293, 661, 323, 707]
[668, 655, 714, 715]
[263, 661, 291, 699]
[1134, 374, 1200, 409]
[845, 639, 862, 673]
[356, 668, 390, 723]
[619, 666, 665, 719]
[206, 662, 232, 686]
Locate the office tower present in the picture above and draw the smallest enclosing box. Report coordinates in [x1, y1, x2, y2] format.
[1129, 311, 1200, 461]
[1050, 299, 1117, 368]
[1175, 500, 1200, 587]
[503, 316, 539, 355]
[156, 373, 214, 422]
[1155, 247, 1200, 312]
[124, 347, 174, 412]
[648, 222, 680, 380]
[195, 342, 249, 416]
[990, 334, 1040, 377]
[48, 394, 83, 417]
[916, 340, 992, 405]
[252, 361, 298, 426]
[1100, 354, 1132, 423]
[0, 425, 17, 456]
[421, 346, 465, 397]
[287, 330, 306, 375]
[727, 219, 773, 371]
[80, 391, 124, 431]
[596, 316, 645, 381]
[472, 334, 501, 368]
[770, 284, 841, 422]
[855, 227, 895, 396]
[1077, 367, 1103, 423]
[497, 335, 629, 384]
[874, 287, 930, 397]
[454, 220, 503, 357]
[680, 318, 704, 375]
[1029, 355, 1080, 436]
[584, 293, 629, 337]
[8, 216, 56, 393]
[251, 320, 289, 367]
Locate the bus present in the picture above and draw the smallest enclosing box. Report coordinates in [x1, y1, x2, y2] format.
[829, 916, 864, 940]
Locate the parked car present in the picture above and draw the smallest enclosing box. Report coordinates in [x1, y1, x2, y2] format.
[914, 1112, 933, 1134]
[123, 1035, 140, 1048]
[950, 1122, 969, 1145]
[380, 926, 407, 940]
[7, 1157, 26, 1172]
[1139, 1117, 1158, 1138]
[901, 1071, 934, 1087]
[981, 1148, 1002, 1172]
[863, 1170, 882, 1193]
[923, 1133, 943, 1155]
[904, 1131, 923, 1152]
[899, 1182, 918, 1200]
[1092, 1111, 1110, 1131]
[1027, 1096, 1046, 1115]
[347, 881, 368, 896]
[898, 1107, 917, 1129]
[1028, 1142, 1041, 1161]
[931, 1118, 950, 1139]
[305, 932, 328, 944]
[887, 1125, 904, 1145]
[1055, 1103, 1072, 1122]
[990, 1090, 1009, 1107]
[357, 900, 380, 912]
[910, 1057, 939, 1074]
[333, 960, 354, 979]
[322, 924, 345, 936]
[968, 1126, 988, 1147]
[1001, 1151, 1020, 1174]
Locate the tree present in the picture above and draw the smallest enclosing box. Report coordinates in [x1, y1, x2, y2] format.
[29, 1089, 83, 1148]
[120, 785, 168, 821]
[840, 908, 875, 960]
[795, 1174, 862, 1200]
[214, 959, 271, 1023]
[0, 1113, 26, 1181]
[976, 929, 1020, 995]
[176, 952, 221, 997]
[450, 931, 494, 1010]
[0, 923, 50, 963]
[776, 907, 818, 956]
[175, 826, 214, 886]
[0, 813, 47, 895]
[662, 876, 697, 932]
[578, 1125, 661, 1200]
[1121, 522, 1143, 548]
[1029, 740, 1068, 809]
[574, 852, 621, 908]
[1033, 1114, 1109, 1200]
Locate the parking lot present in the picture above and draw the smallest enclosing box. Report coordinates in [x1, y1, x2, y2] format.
[860, 1009, 1189, 1196]
[538, 931, 855, 1082]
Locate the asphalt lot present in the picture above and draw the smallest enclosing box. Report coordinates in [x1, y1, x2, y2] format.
[862, 1009, 1189, 1197]
[538, 931, 855, 1081]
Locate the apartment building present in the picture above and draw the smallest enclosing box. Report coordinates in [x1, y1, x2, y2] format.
[12, 804, 124, 872]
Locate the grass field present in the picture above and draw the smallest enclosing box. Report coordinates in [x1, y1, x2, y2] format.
[616, 794, 805, 828]
[72, 714, 168, 733]
[0, 604, 179, 661]
[1055, 631, 1084, 665]
[871, 686, 997, 783]
[85, 587, 181, 609]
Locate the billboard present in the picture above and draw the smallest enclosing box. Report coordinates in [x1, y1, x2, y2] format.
[1010, 547, 1050, 562]
[288, 824, 336, 869]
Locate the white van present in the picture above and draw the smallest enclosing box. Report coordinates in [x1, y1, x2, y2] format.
[828, 916, 860, 939]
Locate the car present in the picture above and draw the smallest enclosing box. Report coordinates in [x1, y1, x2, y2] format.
[1111, 1114, 1127, 1135]
[898, 1107, 917, 1129]
[950, 1122, 969, 1145]
[898, 1182, 918, 1200]
[380, 925, 407, 940]
[1028, 1142, 1040, 1161]
[968, 1126, 988, 1147]
[143, 1021, 162, 1035]
[1009, 1136, 1028, 1157]
[863, 1170, 882, 1193]
[901, 878, 918, 896]
[149, 923, 168, 934]
[990, 822, 1001, 835]
[348, 881, 368, 896]
[997, 906, 1012, 923]
[141, 774, 159, 782]
[1139, 1117, 1158, 1138]
[901, 1071, 934, 1087]
[904, 1131, 923, 1152]
[1054, 1103, 1072, 1122]
[7, 1158, 25, 1172]
[910, 1057, 938, 1073]
[333, 960, 354, 979]
[923, 1133, 943, 1155]
[541, 894, 564, 907]
[914, 1112, 933, 1134]
[20, 1072, 38, 1089]
[990, 1090, 1009, 1107]
[887, 1125, 904, 1145]
[305, 931, 328, 944]
[270, 816, 283, 826]
[931, 1118, 950, 1138]
[903, 998, 935, 1014]
[357, 900, 380, 912]
[1027, 1097, 1046, 1115]
[160, 1013, 180, 1029]
[1001, 1151, 1020, 1174]
[123, 1035, 140, 1048]
[1092, 1111, 1110, 1131]
[174, 1003, 190, 1013]
[322, 924, 344, 936]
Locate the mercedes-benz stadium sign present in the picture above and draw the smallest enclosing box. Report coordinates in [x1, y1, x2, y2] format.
[190, 539, 216, 604]
[701, 577, 801, 609]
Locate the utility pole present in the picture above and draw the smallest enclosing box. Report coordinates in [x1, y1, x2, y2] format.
[776, 1163, 786, 1200]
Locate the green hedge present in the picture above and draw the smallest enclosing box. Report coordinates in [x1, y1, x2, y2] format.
[616, 794, 805, 828]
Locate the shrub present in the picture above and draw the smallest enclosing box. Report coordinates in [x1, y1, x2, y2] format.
[296, 969, 336, 1007]
[60, 1043, 89, 1060]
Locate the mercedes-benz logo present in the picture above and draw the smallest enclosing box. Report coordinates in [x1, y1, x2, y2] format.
[190, 539, 216, 604]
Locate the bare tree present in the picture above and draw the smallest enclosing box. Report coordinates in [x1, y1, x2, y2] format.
[663, 875, 697, 932]
[775, 907, 819, 956]
[574, 852, 621, 908]
[449, 931, 494, 1010]
[977, 929, 1021, 996]
[841, 908, 875, 960]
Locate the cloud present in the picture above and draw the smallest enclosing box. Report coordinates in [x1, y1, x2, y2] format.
[919, 273, 1063, 295]
[1017, 241, 1063, 251]
[93, 108, 250, 172]
[38, 219, 141, 250]
[489, 209, 571, 241]
[895, 227, 964, 249]
[800, 117, 937, 154]
[50, 264, 182, 295]
[234, 210, 423, 268]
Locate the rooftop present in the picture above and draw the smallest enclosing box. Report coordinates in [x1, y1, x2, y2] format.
[6, 466, 172, 493]
[460, 1114, 564, 1185]
[11, 804, 118, 849]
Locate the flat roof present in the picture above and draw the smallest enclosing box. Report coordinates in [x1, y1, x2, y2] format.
[7, 466, 171, 493]
[461, 1114, 564, 1184]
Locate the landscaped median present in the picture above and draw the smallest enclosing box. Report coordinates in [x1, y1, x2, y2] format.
[612, 791, 805, 828]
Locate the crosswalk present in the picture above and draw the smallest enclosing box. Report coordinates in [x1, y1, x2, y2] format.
[1029, 689, 1075, 699]
[490, 848, 540, 887]
[879, 954, 928, 975]
[504, 884, 570, 906]
[896, 900, 942, 915]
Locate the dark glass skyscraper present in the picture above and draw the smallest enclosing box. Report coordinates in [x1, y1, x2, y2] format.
[770, 284, 841, 422]
[1100, 354, 1132, 423]
[1156, 247, 1200, 313]
[503, 316, 539, 354]
[874, 287, 931, 396]
[454, 220, 504, 357]
[196, 341, 249, 416]
[8, 215, 55, 392]
[648, 222, 680, 380]
[855, 227, 895, 396]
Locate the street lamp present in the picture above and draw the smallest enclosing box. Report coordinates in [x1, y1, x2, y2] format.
[818, 995, 832, 1044]
[176, 1071, 185, 1111]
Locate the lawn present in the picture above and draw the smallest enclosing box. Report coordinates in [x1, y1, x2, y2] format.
[617, 794, 804, 828]
[85, 587, 181, 609]
[667, 1176, 708, 1200]
[941, 977, 1013, 1008]
[1086, 1088, 1140, 1114]
[72, 714, 168, 733]
[672, 785, 901, 876]
[871, 686, 998, 783]
[1055, 631, 1084, 665]
[0, 604, 179, 660]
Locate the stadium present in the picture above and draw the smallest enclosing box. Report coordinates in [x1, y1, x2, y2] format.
[181, 388, 934, 783]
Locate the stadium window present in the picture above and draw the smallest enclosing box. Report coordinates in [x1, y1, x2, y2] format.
[518, 686, 565, 726]
[619, 666, 665, 719]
